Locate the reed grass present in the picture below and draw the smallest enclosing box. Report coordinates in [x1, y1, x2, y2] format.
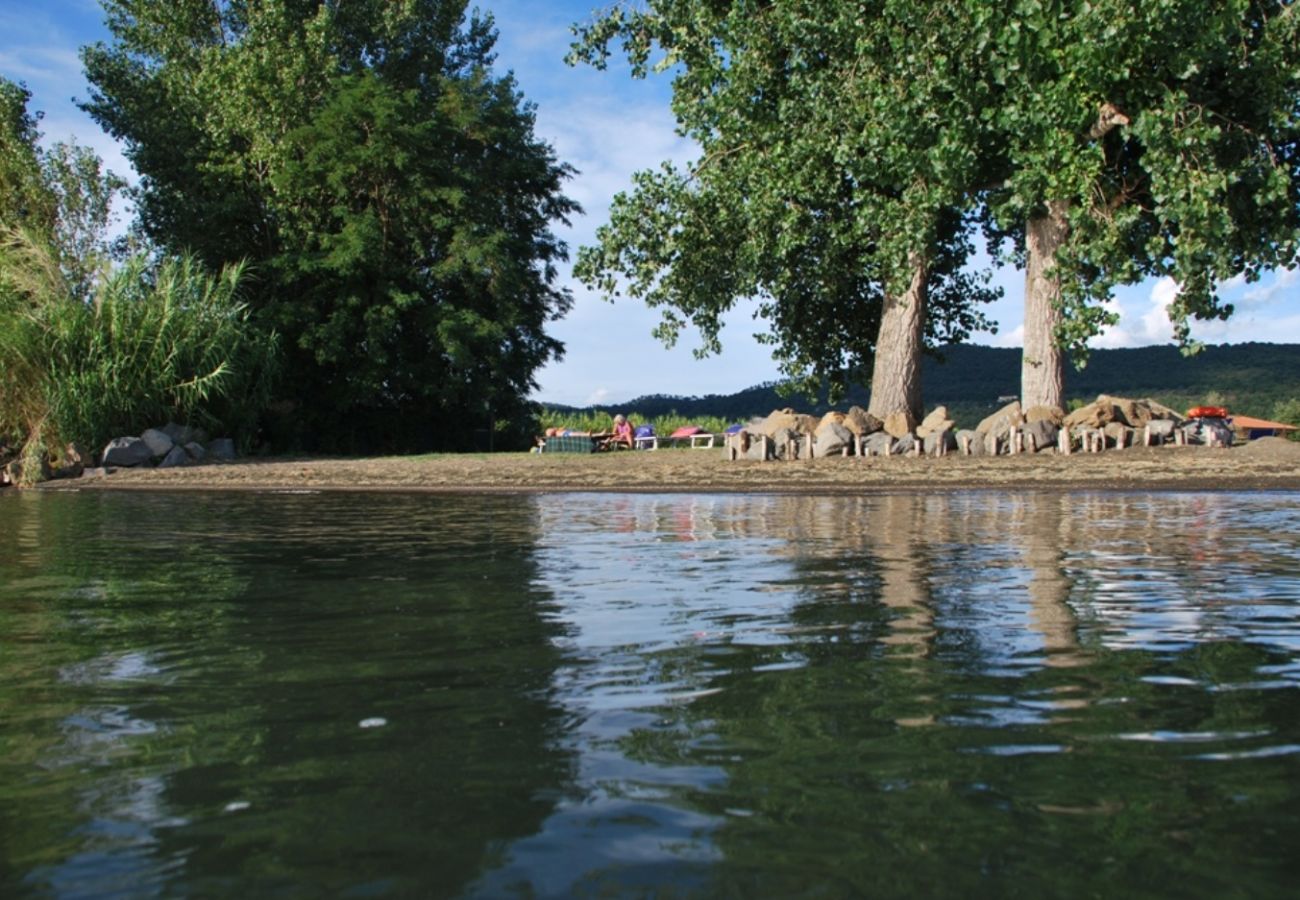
[0, 228, 279, 476]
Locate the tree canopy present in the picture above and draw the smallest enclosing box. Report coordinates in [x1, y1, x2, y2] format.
[82, 0, 579, 451]
[570, 0, 1299, 415]
[571, 1, 1002, 416]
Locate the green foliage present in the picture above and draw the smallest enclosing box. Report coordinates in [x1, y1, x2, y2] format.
[978, 0, 1300, 356]
[569, 2, 1002, 402]
[0, 76, 125, 304]
[1270, 398, 1300, 439]
[537, 408, 732, 437]
[82, 1, 576, 452]
[569, 2, 1299, 402]
[0, 233, 279, 457]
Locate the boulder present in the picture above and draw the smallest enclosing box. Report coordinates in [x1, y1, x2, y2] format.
[208, 438, 238, 461]
[744, 429, 777, 460]
[1104, 421, 1134, 448]
[917, 405, 954, 438]
[1023, 419, 1060, 453]
[102, 436, 153, 467]
[140, 427, 175, 458]
[813, 421, 854, 458]
[844, 406, 882, 437]
[860, 431, 896, 457]
[818, 411, 847, 430]
[1065, 394, 1180, 432]
[161, 421, 198, 445]
[976, 401, 1025, 438]
[883, 410, 917, 439]
[923, 428, 956, 456]
[1146, 419, 1177, 442]
[893, 433, 919, 456]
[158, 445, 189, 468]
[183, 441, 207, 462]
[759, 408, 801, 438]
[771, 427, 802, 460]
[1025, 405, 1065, 426]
[984, 431, 1004, 456]
[955, 428, 985, 456]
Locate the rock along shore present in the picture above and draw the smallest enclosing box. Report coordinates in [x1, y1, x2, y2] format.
[35, 437, 1300, 495]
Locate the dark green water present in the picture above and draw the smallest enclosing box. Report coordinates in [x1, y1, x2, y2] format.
[2, 490, 1299, 898]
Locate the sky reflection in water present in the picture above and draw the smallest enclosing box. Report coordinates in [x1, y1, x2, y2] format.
[1, 489, 1299, 898]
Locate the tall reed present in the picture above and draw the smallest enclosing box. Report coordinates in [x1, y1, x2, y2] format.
[0, 228, 279, 467]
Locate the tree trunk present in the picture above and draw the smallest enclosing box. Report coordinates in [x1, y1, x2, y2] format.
[868, 253, 927, 423]
[1022, 199, 1070, 411]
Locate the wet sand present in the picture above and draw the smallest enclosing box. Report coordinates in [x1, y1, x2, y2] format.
[38, 437, 1300, 494]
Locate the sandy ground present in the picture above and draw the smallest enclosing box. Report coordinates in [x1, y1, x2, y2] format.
[35, 437, 1300, 495]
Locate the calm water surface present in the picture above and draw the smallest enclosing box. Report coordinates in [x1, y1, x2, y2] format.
[2, 489, 1299, 897]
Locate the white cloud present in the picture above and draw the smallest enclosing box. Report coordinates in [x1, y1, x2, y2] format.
[1240, 267, 1299, 307]
[989, 323, 1024, 348]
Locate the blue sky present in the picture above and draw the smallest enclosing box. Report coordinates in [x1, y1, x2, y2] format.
[3, 0, 1297, 408]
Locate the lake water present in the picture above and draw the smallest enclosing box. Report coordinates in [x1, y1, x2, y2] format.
[2, 489, 1299, 898]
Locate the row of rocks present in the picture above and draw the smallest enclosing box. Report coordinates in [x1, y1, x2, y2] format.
[728, 395, 1231, 461]
[1, 422, 238, 487]
[101, 423, 238, 469]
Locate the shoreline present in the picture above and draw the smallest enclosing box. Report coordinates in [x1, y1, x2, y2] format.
[29, 439, 1300, 495]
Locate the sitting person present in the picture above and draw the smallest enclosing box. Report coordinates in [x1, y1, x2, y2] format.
[603, 413, 635, 450]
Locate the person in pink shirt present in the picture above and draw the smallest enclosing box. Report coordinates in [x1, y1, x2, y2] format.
[606, 413, 635, 450]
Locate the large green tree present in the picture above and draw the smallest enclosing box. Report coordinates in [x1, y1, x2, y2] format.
[982, 0, 1300, 409]
[570, 1, 1000, 421]
[572, 1, 1299, 416]
[82, 0, 578, 451]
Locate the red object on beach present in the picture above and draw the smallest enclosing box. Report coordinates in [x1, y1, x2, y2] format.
[670, 426, 706, 438]
[1187, 406, 1229, 419]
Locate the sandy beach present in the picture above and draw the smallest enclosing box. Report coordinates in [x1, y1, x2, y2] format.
[36, 437, 1300, 494]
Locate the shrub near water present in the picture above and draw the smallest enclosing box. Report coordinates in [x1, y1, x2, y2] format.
[0, 235, 279, 468]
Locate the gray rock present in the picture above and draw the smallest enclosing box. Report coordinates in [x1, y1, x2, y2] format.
[208, 438, 237, 461]
[1146, 418, 1176, 442]
[923, 428, 956, 456]
[977, 401, 1025, 438]
[860, 431, 896, 457]
[158, 445, 189, 468]
[894, 433, 918, 456]
[160, 421, 193, 444]
[140, 428, 175, 458]
[770, 426, 802, 460]
[183, 441, 207, 462]
[102, 436, 153, 467]
[1023, 419, 1060, 453]
[813, 422, 854, 458]
[845, 406, 882, 437]
[955, 429, 985, 456]
[917, 406, 954, 438]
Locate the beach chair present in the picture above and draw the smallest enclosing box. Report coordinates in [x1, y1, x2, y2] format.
[634, 424, 658, 450]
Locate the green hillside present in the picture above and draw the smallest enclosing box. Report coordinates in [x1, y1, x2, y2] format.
[545, 343, 1300, 429]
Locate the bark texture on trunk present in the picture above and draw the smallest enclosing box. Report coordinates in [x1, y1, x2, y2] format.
[1022, 199, 1070, 411]
[868, 253, 927, 423]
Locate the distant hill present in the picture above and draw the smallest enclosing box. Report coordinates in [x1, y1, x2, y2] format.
[542, 343, 1300, 426]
